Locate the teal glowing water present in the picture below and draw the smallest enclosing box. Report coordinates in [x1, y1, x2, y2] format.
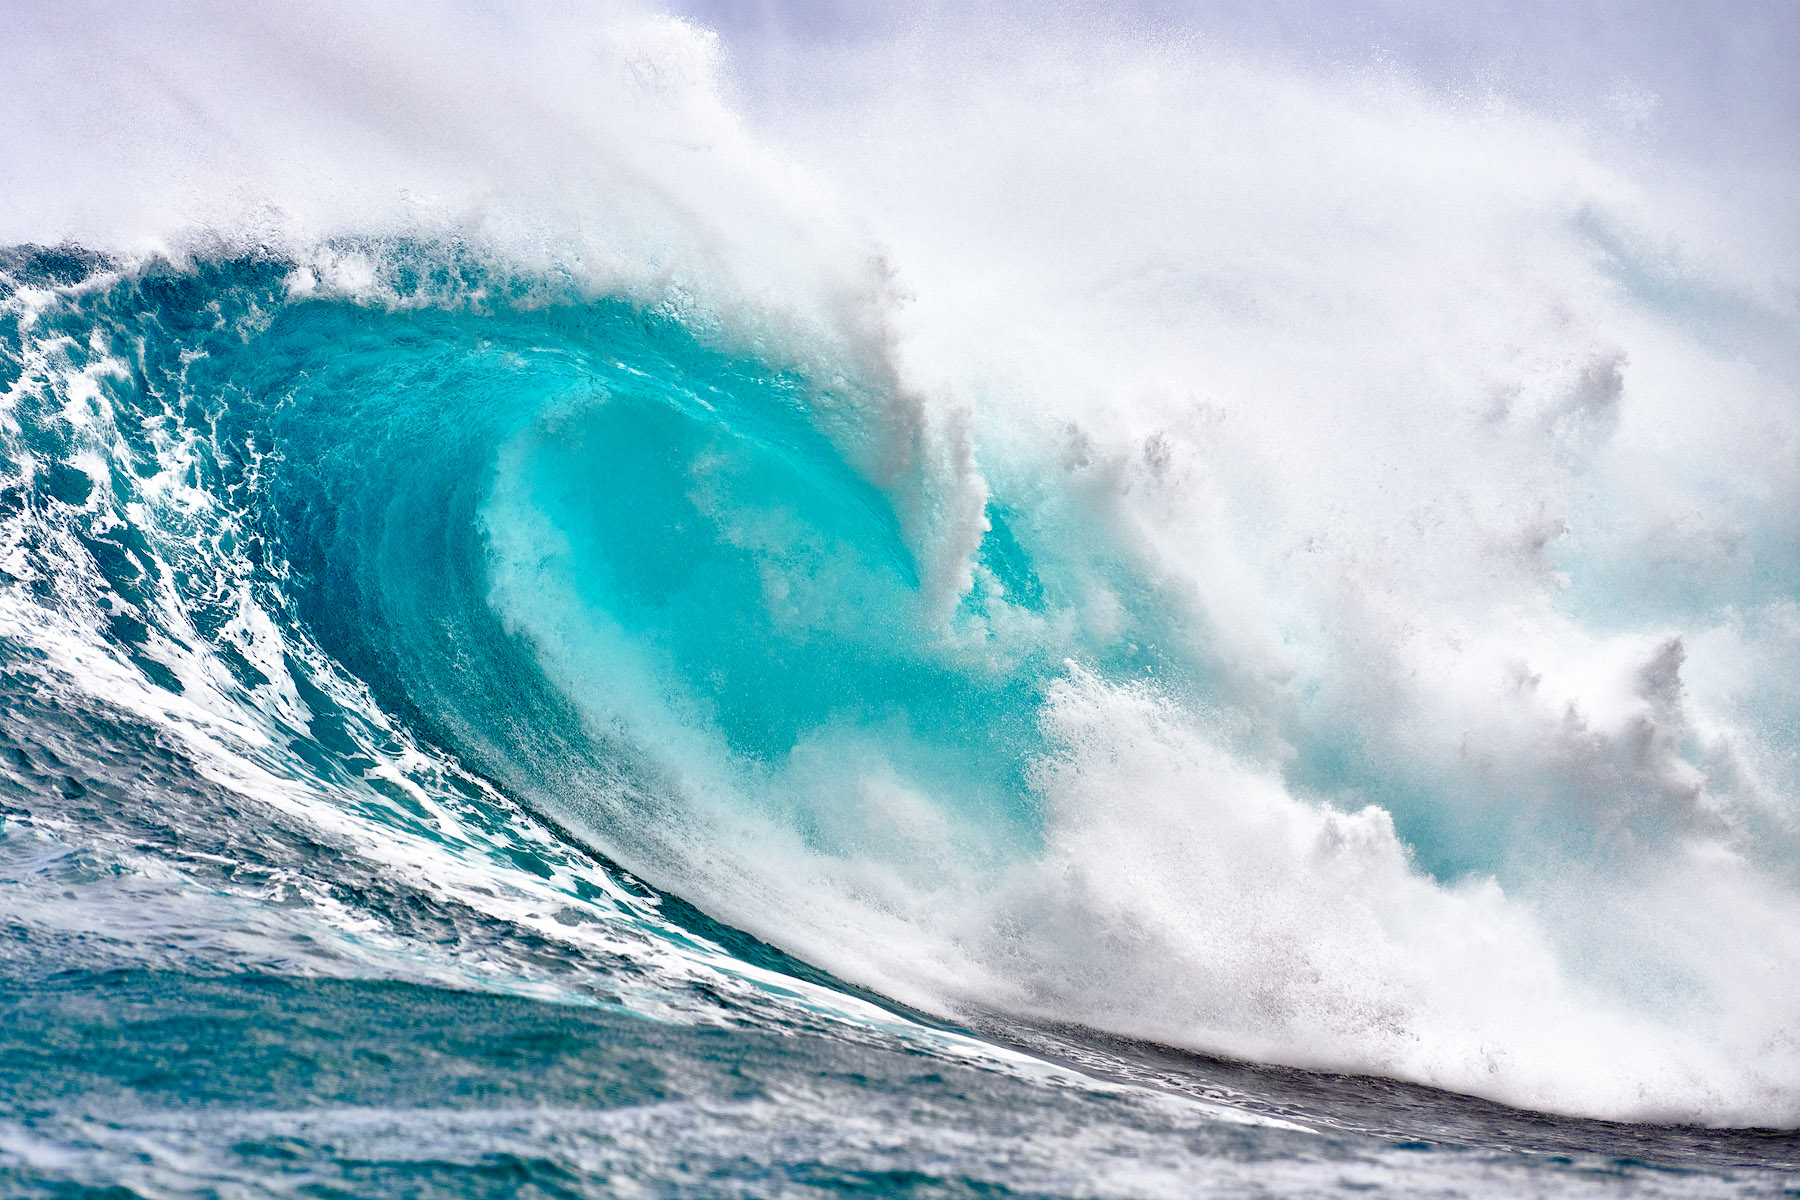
[2, 239, 1798, 1197]
[4, 0, 1800, 1189]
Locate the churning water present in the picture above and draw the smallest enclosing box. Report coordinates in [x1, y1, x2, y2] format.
[2, 3, 1798, 1195]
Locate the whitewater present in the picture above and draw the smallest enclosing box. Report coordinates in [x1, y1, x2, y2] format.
[2, 1, 1798, 1195]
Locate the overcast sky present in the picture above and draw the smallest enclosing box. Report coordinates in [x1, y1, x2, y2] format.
[669, 0, 1800, 183]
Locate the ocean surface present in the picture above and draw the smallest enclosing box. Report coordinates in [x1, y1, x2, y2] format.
[3, 3, 1799, 1196]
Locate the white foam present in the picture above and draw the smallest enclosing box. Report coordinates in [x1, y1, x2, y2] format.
[9, 0, 1800, 1125]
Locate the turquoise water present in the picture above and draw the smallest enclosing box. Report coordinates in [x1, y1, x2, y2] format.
[2, 244, 1797, 1197]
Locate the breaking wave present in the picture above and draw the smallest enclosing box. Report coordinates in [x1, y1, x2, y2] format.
[4, 0, 1798, 1134]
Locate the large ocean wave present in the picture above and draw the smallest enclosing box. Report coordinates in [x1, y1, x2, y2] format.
[3, 0, 1799, 1174]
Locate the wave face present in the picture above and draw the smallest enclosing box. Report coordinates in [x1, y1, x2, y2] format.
[2, 2, 1800, 1194]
